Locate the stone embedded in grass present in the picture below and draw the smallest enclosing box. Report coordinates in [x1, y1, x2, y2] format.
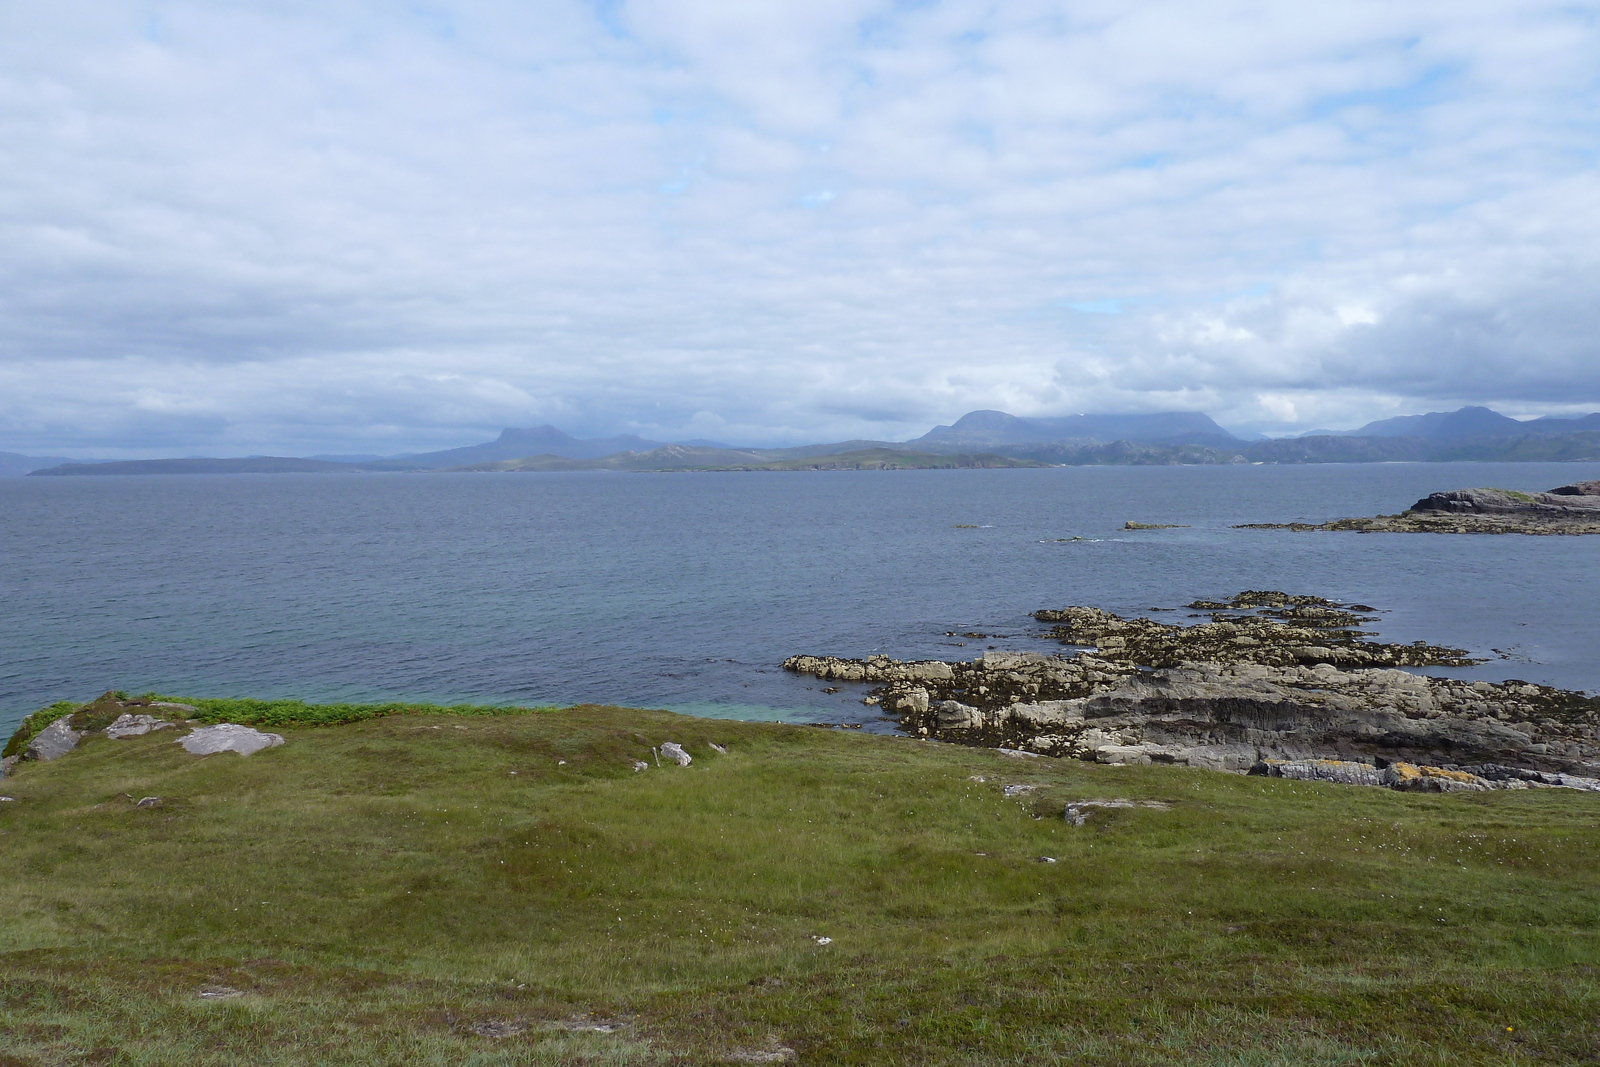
[1002, 784, 1036, 796]
[631, 760, 649, 772]
[106, 714, 175, 739]
[177, 723, 285, 757]
[710, 742, 728, 754]
[547, 1016, 628, 1033]
[196, 985, 244, 999]
[24, 717, 83, 761]
[1065, 799, 1171, 825]
[660, 741, 692, 766]
[468, 1019, 527, 1037]
[728, 1050, 797, 1064]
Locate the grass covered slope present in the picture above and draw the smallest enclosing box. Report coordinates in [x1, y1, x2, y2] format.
[1, 703, 1598, 1065]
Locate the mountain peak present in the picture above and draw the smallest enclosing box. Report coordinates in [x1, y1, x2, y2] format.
[913, 410, 1237, 447]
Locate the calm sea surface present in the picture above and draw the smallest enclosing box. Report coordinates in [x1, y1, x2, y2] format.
[3, 462, 1597, 737]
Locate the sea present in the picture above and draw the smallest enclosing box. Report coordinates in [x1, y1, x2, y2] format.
[3, 462, 1597, 738]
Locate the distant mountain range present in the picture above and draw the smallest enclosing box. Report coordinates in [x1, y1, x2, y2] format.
[0, 450, 77, 477]
[13, 405, 1600, 475]
[1298, 406, 1600, 440]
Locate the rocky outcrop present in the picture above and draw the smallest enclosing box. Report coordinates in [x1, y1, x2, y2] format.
[4, 694, 201, 778]
[1238, 479, 1600, 534]
[24, 718, 85, 761]
[784, 592, 1600, 790]
[106, 714, 176, 739]
[178, 723, 285, 756]
[1034, 591, 1474, 669]
[1412, 487, 1600, 516]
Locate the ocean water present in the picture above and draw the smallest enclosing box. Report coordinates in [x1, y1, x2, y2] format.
[3, 462, 1598, 737]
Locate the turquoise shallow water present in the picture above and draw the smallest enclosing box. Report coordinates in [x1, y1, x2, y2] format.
[2, 462, 1597, 736]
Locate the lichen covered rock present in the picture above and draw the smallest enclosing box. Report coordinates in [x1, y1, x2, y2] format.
[178, 723, 285, 756]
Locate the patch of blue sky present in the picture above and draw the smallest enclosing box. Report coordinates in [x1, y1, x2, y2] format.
[407, 6, 456, 42]
[1121, 153, 1171, 170]
[581, 0, 631, 41]
[1062, 300, 1122, 315]
[1306, 62, 1463, 123]
[858, 1, 937, 47]
[956, 120, 996, 150]
[799, 190, 837, 207]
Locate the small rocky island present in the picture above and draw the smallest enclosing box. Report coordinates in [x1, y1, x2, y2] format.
[785, 591, 1600, 791]
[1238, 479, 1600, 534]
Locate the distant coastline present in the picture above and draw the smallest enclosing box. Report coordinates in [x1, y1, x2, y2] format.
[13, 403, 1600, 476]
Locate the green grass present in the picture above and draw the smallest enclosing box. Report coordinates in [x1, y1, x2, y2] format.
[1, 702, 1598, 1065]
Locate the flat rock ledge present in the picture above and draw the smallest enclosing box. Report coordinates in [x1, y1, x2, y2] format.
[785, 593, 1600, 791]
[1238, 480, 1600, 535]
[178, 723, 285, 756]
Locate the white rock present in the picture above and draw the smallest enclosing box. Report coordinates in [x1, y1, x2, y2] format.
[106, 713, 176, 739]
[933, 700, 983, 729]
[659, 741, 692, 766]
[1006, 700, 1084, 726]
[26, 718, 83, 761]
[178, 723, 284, 756]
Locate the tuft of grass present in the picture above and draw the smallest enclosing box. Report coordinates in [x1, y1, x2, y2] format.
[170, 696, 563, 729]
[0, 700, 1597, 1064]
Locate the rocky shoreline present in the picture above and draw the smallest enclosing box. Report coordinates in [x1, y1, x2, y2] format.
[1238, 479, 1600, 535]
[784, 591, 1600, 792]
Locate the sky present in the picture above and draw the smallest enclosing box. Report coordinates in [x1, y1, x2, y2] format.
[2, 1, 1599, 457]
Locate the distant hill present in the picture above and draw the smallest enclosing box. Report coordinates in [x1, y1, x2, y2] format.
[29, 457, 360, 476]
[361, 426, 665, 469]
[912, 410, 1238, 448]
[1305, 406, 1600, 440]
[22, 405, 1600, 477]
[0, 451, 79, 477]
[451, 445, 1042, 472]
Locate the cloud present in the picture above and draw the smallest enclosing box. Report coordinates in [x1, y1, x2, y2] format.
[1, 0, 1597, 454]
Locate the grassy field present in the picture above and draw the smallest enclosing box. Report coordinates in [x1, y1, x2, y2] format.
[1, 701, 1598, 1065]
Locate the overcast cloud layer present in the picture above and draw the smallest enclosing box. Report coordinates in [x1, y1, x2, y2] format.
[3, 0, 1599, 456]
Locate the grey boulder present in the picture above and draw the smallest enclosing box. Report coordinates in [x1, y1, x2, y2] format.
[26, 718, 84, 761]
[178, 723, 285, 756]
[106, 713, 176, 739]
[659, 742, 692, 766]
